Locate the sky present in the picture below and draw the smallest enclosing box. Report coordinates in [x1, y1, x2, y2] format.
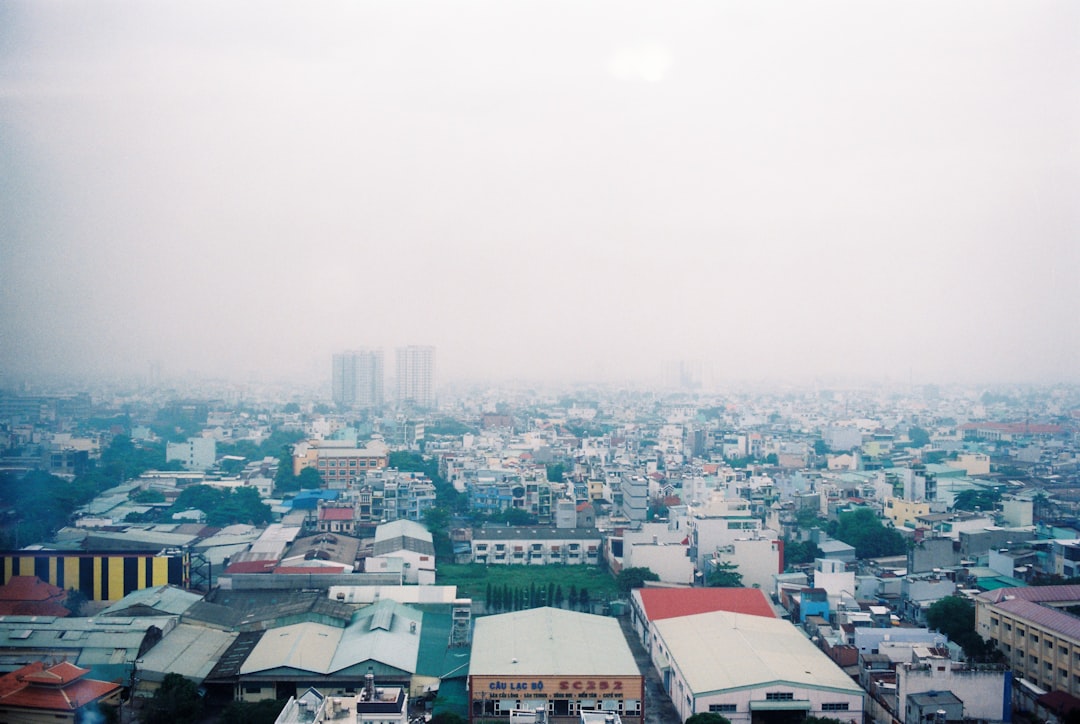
[2, 0, 1078, 389]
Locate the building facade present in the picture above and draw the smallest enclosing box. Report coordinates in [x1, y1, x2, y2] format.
[332, 349, 385, 409]
[395, 345, 436, 409]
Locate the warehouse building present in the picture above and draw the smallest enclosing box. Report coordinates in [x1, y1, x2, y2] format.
[651, 609, 865, 723]
[468, 607, 644, 724]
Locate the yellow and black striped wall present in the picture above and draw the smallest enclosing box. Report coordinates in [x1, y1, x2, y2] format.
[1, 551, 187, 601]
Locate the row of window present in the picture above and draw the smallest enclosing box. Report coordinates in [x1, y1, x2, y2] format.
[706, 701, 849, 713]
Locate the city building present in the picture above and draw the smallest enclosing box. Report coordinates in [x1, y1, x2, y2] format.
[395, 345, 436, 409]
[650, 609, 865, 723]
[332, 349, 385, 409]
[471, 526, 602, 567]
[165, 436, 217, 471]
[976, 585, 1080, 696]
[468, 607, 644, 724]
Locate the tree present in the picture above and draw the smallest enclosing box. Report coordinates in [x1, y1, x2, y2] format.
[296, 466, 323, 490]
[707, 561, 743, 588]
[813, 439, 830, 455]
[764, 453, 779, 465]
[686, 714, 731, 724]
[218, 698, 289, 724]
[908, 426, 931, 447]
[783, 538, 823, 567]
[64, 588, 89, 617]
[430, 714, 468, 724]
[952, 489, 1001, 513]
[546, 463, 566, 482]
[926, 595, 994, 660]
[142, 673, 203, 724]
[579, 587, 590, 612]
[616, 567, 660, 594]
[830, 507, 905, 559]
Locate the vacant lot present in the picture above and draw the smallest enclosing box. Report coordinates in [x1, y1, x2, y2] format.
[435, 563, 619, 611]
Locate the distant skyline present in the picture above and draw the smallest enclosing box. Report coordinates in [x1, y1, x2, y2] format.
[2, 1, 1078, 389]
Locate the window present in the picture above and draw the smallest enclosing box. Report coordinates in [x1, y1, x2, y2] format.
[766, 692, 794, 701]
[991, 617, 999, 626]
[710, 704, 737, 713]
[822, 703, 850, 712]
[1032, 634, 1039, 643]
[1005, 623, 1013, 632]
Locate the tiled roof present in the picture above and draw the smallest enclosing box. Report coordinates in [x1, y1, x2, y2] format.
[636, 587, 777, 621]
[0, 576, 65, 602]
[319, 507, 355, 521]
[0, 661, 120, 712]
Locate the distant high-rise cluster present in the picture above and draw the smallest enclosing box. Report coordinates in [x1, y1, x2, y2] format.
[395, 345, 436, 409]
[331, 348, 384, 409]
[332, 345, 435, 409]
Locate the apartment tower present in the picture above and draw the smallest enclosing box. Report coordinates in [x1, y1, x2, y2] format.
[331, 349, 384, 409]
[395, 345, 435, 409]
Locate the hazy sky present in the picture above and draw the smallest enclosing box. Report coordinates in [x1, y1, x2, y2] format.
[2, 1, 1077, 388]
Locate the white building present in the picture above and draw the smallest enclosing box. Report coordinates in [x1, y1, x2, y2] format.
[165, 437, 216, 471]
[472, 526, 602, 567]
[370, 519, 435, 585]
[651, 610, 865, 723]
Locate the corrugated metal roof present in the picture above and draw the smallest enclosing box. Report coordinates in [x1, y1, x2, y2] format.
[137, 623, 238, 682]
[651, 610, 865, 697]
[635, 588, 777, 622]
[996, 598, 1080, 641]
[470, 607, 637, 677]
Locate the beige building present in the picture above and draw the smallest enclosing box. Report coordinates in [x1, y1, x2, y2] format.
[885, 497, 933, 529]
[976, 585, 1080, 695]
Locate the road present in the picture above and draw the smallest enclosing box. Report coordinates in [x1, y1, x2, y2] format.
[618, 614, 682, 724]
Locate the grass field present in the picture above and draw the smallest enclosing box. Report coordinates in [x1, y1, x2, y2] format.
[435, 563, 619, 607]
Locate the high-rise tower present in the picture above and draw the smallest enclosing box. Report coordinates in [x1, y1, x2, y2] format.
[395, 345, 435, 409]
[332, 349, 384, 409]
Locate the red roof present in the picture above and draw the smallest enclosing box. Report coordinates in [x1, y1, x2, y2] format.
[320, 507, 354, 521]
[0, 576, 65, 603]
[636, 587, 778, 621]
[0, 661, 120, 712]
[224, 560, 278, 574]
[273, 565, 346, 575]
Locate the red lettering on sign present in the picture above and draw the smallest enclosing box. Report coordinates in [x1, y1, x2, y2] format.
[599, 681, 610, 690]
[559, 681, 569, 691]
[614, 681, 623, 690]
[573, 681, 583, 691]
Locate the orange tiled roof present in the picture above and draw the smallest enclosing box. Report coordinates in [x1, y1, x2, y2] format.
[0, 661, 121, 712]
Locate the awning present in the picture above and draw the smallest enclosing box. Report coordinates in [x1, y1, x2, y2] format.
[749, 700, 813, 711]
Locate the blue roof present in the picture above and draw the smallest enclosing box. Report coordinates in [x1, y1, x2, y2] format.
[290, 489, 340, 510]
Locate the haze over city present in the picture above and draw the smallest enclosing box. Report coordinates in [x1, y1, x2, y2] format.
[2, 1, 1077, 389]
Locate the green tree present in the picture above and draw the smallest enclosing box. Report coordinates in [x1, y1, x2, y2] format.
[830, 507, 905, 559]
[952, 489, 1001, 513]
[430, 713, 468, 724]
[218, 698, 289, 724]
[926, 595, 994, 660]
[707, 561, 744, 587]
[142, 673, 203, 724]
[813, 439, 830, 455]
[908, 426, 931, 447]
[686, 713, 731, 724]
[579, 587, 590, 612]
[783, 538, 823, 567]
[764, 453, 779, 465]
[132, 488, 166, 503]
[546, 463, 566, 482]
[616, 567, 661, 594]
[296, 466, 323, 490]
[64, 588, 89, 617]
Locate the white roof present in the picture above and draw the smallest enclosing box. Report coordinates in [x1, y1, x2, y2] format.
[375, 519, 432, 543]
[138, 623, 238, 682]
[652, 610, 864, 697]
[470, 607, 638, 677]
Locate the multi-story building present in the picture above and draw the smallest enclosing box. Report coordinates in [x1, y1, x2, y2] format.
[165, 436, 216, 471]
[471, 526, 602, 566]
[976, 585, 1080, 696]
[395, 345, 435, 409]
[292, 439, 389, 484]
[331, 348, 384, 409]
